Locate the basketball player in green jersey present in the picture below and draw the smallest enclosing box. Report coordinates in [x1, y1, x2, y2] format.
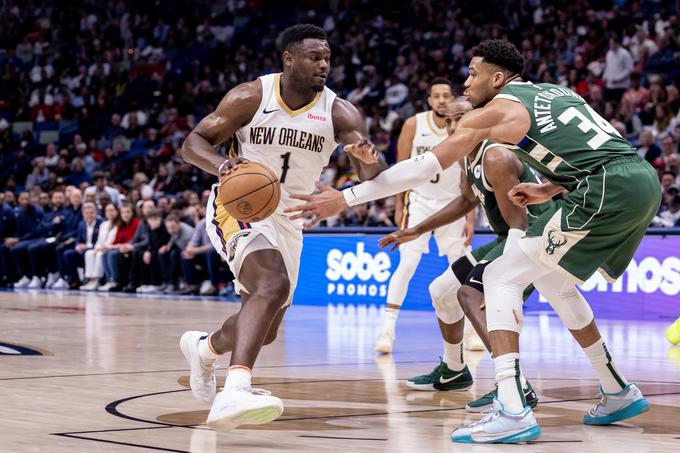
[288, 39, 660, 443]
[379, 138, 547, 412]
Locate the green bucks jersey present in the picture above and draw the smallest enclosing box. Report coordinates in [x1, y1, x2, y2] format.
[496, 82, 637, 191]
[465, 140, 553, 235]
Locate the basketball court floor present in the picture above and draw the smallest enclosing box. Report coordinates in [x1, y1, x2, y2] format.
[2, 290, 679, 452]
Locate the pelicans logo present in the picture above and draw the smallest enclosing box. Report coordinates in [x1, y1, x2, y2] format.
[0, 341, 48, 356]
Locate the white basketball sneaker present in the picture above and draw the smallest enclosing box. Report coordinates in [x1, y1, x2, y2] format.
[583, 383, 650, 425]
[374, 330, 395, 354]
[207, 386, 284, 432]
[180, 331, 217, 404]
[464, 325, 485, 351]
[451, 399, 541, 444]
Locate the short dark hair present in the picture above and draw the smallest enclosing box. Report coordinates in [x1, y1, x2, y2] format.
[280, 24, 327, 52]
[92, 171, 106, 181]
[147, 208, 162, 220]
[427, 78, 453, 95]
[473, 39, 525, 76]
[165, 213, 179, 223]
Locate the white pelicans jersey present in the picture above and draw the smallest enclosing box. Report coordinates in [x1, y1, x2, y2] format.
[234, 73, 339, 226]
[410, 110, 462, 200]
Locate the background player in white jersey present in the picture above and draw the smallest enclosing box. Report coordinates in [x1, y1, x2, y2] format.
[375, 83, 475, 354]
[179, 24, 384, 431]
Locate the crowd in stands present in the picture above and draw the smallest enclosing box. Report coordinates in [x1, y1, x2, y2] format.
[0, 1, 679, 291]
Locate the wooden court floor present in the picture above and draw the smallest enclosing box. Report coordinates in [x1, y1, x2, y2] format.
[1, 290, 680, 452]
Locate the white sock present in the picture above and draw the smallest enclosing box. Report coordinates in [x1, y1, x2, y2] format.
[494, 353, 525, 413]
[225, 366, 252, 390]
[442, 339, 465, 371]
[383, 308, 399, 333]
[198, 335, 220, 362]
[583, 339, 628, 393]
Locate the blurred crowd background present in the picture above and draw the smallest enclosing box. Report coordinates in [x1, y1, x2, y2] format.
[0, 0, 679, 292]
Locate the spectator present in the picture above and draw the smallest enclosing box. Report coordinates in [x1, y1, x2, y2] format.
[637, 128, 661, 163]
[622, 72, 648, 111]
[602, 36, 633, 102]
[99, 202, 140, 292]
[57, 203, 102, 289]
[652, 104, 678, 139]
[120, 200, 155, 292]
[159, 214, 194, 293]
[180, 212, 226, 295]
[21, 191, 68, 289]
[51, 188, 84, 288]
[84, 172, 121, 207]
[654, 190, 680, 227]
[5, 192, 44, 288]
[616, 100, 643, 143]
[134, 209, 170, 293]
[81, 203, 120, 291]
[0, 201, 16, 287]
[652, 135, 680, 177]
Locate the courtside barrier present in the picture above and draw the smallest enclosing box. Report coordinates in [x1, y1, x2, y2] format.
[297, 228, 680, 319]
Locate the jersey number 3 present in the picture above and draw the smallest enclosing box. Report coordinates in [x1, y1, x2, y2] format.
[280, 152, 291, 183]
[557, 105, 621, 150]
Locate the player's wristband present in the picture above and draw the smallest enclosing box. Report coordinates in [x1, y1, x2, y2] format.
[342, 151, 444, 207]
[218, 160, 230, 174]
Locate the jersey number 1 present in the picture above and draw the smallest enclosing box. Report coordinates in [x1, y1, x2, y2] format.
[280, 152, 291, 183]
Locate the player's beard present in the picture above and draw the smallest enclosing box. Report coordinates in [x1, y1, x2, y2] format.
[432, 109, 446, 119]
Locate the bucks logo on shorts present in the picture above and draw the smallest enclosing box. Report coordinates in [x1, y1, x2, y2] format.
[545, 229, 567, 255]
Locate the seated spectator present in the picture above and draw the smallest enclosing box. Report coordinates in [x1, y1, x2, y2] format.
[84, 172, 121, 206]
[81, 203, 119, 290]
[120, 200, 155, 292]
[158, 214, 194, 293]
[180, 210, 227, 296]
[99, 202, 140, 292]
[134, 209, 170, 293]
[57, 203, 101, 289]
[50, 189, 84, 288]
[0, 201, 16, 287]
[18, 191, 68, 289]
[637, 128, 661, 163]
[4, 192, 44, 288]
[652, 103, 678, 139]
[654, 188, 680, 227]
[652, 135, 679, 177]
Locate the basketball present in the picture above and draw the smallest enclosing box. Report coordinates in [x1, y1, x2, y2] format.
[219, 161, 281, 222]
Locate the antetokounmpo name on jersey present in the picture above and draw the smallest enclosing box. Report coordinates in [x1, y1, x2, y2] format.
[250, 126, 325, 153]
[532, 87, 584, 134]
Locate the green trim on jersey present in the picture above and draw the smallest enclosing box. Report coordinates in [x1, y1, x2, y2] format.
[464, 140, 554, 236]
[497, 82, 637, 192]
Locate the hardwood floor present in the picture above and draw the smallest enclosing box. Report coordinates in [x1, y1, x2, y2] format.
[1, 290, 679, 452]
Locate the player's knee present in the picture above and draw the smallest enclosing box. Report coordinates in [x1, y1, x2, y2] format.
[428, 273, 449, 302]
[255, 275, 290, 306]
[457, 285, 481, 316]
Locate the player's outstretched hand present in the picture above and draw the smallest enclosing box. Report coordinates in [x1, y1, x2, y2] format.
[344, 138, 379, 164]
[218, 156, 250, 177]
[286, 182, 349, 229]
[378, 228, 421, 252]
[508, 182, 552, 207]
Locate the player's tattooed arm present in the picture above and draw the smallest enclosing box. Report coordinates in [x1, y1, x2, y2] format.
[483, 145, 529, 231]
[180, 80, 261, 176]
[333, 98, 387, 181]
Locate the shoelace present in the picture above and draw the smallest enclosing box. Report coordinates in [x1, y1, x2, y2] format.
[199, 359, 215, 380]
[424, 359, 446, 380]
[470, 409, 501, 427]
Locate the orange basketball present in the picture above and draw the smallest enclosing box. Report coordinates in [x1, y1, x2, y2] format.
[219, 161, 281, 222]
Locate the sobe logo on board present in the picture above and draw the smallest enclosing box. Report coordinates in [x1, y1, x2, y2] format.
[580, 256, 680, 295]
[326, 242, 392, 298]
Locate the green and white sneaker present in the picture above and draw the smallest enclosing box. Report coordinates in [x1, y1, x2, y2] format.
[406, 360, 473, 391]
[466, 382, 538, 413]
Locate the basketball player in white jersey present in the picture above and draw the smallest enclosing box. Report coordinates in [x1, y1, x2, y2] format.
[179, 24, 384, 431]
[375, 81, 475, 354]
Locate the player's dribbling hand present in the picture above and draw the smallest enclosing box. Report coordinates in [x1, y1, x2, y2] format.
[218, 156, 250, 177]
[378, 228, 420, 252]
[286, 181, 348, 229]
[344, 138, 379, 164]
[508, 182, 551, 207]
